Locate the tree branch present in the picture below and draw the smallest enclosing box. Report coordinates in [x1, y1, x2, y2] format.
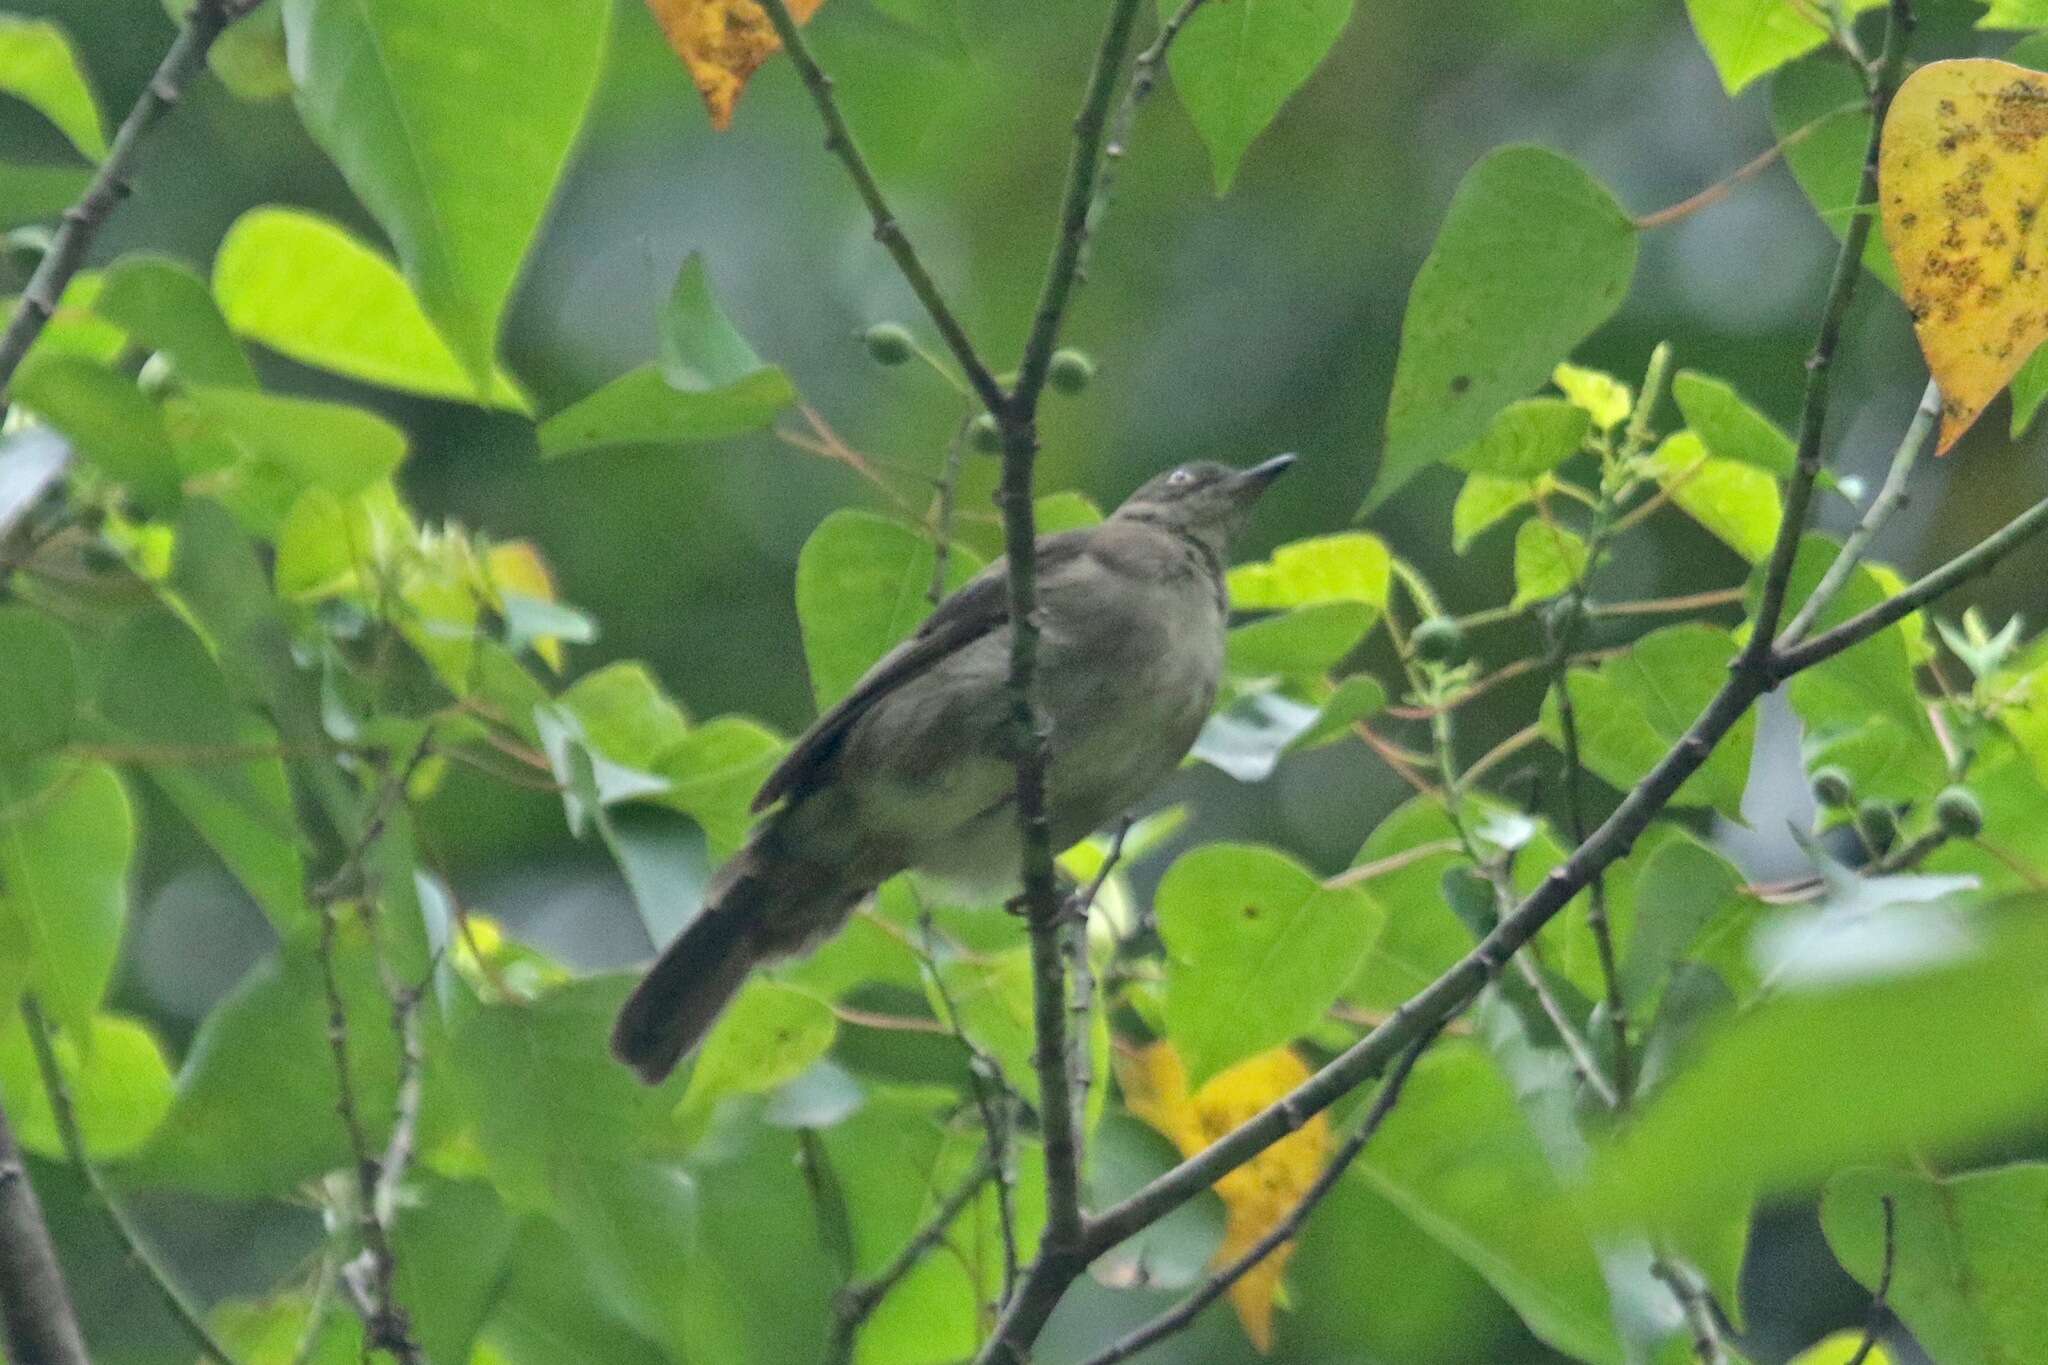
[19, 995, 240, 1365]
[754, 0, 1008, 416]
[0, 1092, 91, 1365]
[1740, 0, 1913, 663]
[0, 0, 259, 405]
[1075, 1025, 1444, 1365]
[1778, 377, 1941, 645]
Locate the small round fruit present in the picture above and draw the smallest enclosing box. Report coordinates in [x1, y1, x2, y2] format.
[1411, 617, 1467, 666]
[862, 322, 916, 366]
[1857, 799, 1898, 853]
[968, 413, 1003, 454]
[1934, 784, 1985, 839]
[1809, 766, 1855, 810]
[1048, 347, 1096, 394]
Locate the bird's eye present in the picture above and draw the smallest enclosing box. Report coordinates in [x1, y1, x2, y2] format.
[1167, 468, 1194, 486]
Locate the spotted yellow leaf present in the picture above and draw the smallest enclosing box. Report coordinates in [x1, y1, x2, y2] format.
[1880, 58, 2048, 452]
[1117, 1040, 1330, 1351]
[644, 0, 826, 131]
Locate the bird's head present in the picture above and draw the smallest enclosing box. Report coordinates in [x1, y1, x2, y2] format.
[1112, 454, 1297, 551]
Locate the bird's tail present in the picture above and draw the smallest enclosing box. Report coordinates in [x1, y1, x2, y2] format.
[610, 824, 861, 1084]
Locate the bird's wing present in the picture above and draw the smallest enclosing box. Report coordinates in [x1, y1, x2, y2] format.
[751, 529, 1094, 812]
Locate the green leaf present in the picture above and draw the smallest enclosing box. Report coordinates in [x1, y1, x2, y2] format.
[93, 611, 309, 931]
[10, 357, 180, 510]
[1616, 835, 1749, 1014]
[0, 760, 131, 1038]
[562, 662, 692, 768]
[0, 15, 107, 161]
[390, 1176, 519, 1365]
[1358, 1042, 1624, 1364]
[1551, 362, 1632, 431]
[650, 716, 785, 858]
[167, 386, 407, 537]
[93, 254, 257, 389]
[1452, 472, 1536, 552]
[1511, 518, 1588, 607]
[1292, 673, 1388, 750]
[1543, 624, 1757, 821]
[1772, 56, 1899, 291]
[208, 1294, 364, 1363]
[1161, 0, 1355, 192]
[1370, 147, 1637, 511]
[129, 920, 415, 1196]
[600, 802, 709, 949]
[678, 980, 839, 1129]
[538, 363, 797, 457]
[1191, 688, 1322, 781]
[1684, 0, 1883, 94]
[1588, 910, 2048, 1231]
[1983, 0, 2048, 24]
[795, 510, 980, 709]
[1646, 431, 1783, 563]
[0, 606, 75, 760]
[1227, 531, 1391, 609]
[1034, 490, 1103, 532]
[1226, 601, 1374, 677]
[279, 0, 609, 387]
[1822, 1164, 2048, 1365]
[0, 1011, 174, 1159]
[2009, 341, 2048, 436]
[213, 207, 529, 409]
[1672, 371, 1797, 478]
[1158, 842, 1384, 1083]
[928, 945, 1039, 1101]
[1446, 399, 1590, 478]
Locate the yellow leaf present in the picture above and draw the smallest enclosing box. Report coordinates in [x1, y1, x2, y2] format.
[644, 0, 827, 131]
[1115, 1041, 1330, 1352]
[486, 539, 564, 671]
[1552, 362, 1632, 432]
[1789, 1329, 1894, 1365]
[1880, 58, 2048, 453]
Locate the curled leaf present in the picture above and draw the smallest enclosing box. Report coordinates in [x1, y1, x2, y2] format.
[645, 0, 826, 130]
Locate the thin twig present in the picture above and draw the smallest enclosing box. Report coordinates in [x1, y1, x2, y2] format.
[1463, 722, 1544, 787]
[1066, 816, 1132, 1180]
[1632, 100, 1865, 231]
[754, 1, 1007, 416]
[1778, 378, 1941, 645]
[0, 1083, 93, 1365]
[1076, 1025, 1446, 1365]
[1844, 1195, 1897, 1365]
[823, 1153, 999, 1365]
[1648, 1258, 1738, 1364]
[1592, 587, 1747, 617]
[19, 995, 242, 1365]
[929, 415, 971, 605]
[0, 0, 261, 406]
[1322, 838, 1464, 890]
[1085, 0, 1211, 269]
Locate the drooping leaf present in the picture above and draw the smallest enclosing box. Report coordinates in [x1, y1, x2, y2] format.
[280, 0, 610, 387]
[1684, 0, 1883, 95]
[1369, 147, 1637, 511]
[1646, 431, 1783, 563]
[1510, 518, 1588, 607]
[1540, 624, 1756, 821]
[1162, 0, 1356, 193]
[1156, 842, 1383, 1083]
[0, 760, 131, 1038]
[92, 254, 257, 389]
[795, 509, 979, 709]
[213, 207, 529, 409]
[1118, 1041, 1333, 1351]
[1821, 1164, 2048, 1365]
[645, 0, 826, 131]
[0, 1011, 175, 1159]
[0, 15, 107, 161]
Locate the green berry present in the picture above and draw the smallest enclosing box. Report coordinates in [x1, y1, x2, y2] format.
[1810, 765, 1855, 810]
[968, 413, 1003, 454]
[1411, 617, 1467, 666]
[1934, 784, 1985, 839]
[1857, 799, 1898, 854]
[862, 322, 915, 366]
[1048, 347, 1096, 394]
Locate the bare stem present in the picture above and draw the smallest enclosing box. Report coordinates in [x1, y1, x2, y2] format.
[0, 1091, 92, 1365]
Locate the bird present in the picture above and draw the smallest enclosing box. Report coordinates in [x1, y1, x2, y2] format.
[611, 454, 1297, 1082]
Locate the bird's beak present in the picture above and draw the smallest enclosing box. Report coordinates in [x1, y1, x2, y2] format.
[1230, 453, 1298, 498]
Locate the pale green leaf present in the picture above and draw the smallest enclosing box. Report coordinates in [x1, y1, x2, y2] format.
[93, 254, 257, 389]
[0, 15, 106, 161]
[1647, 431, 1783, 563]
[1452, 472, 1536, 552]
[678, 980, 838, 1129]
[1511, 518, 1587, 607]
[1162, 0, 1356, 192]
[1227, 531, 1391, 609]
[0, 1012, 174, 1159]
[795, 510, 980, 709]
[0, 760, 131, 1038]
[1551, 363, 1631, 431]
[1685, 0, 1884, 94]
[1672, 371, 1796, 477]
